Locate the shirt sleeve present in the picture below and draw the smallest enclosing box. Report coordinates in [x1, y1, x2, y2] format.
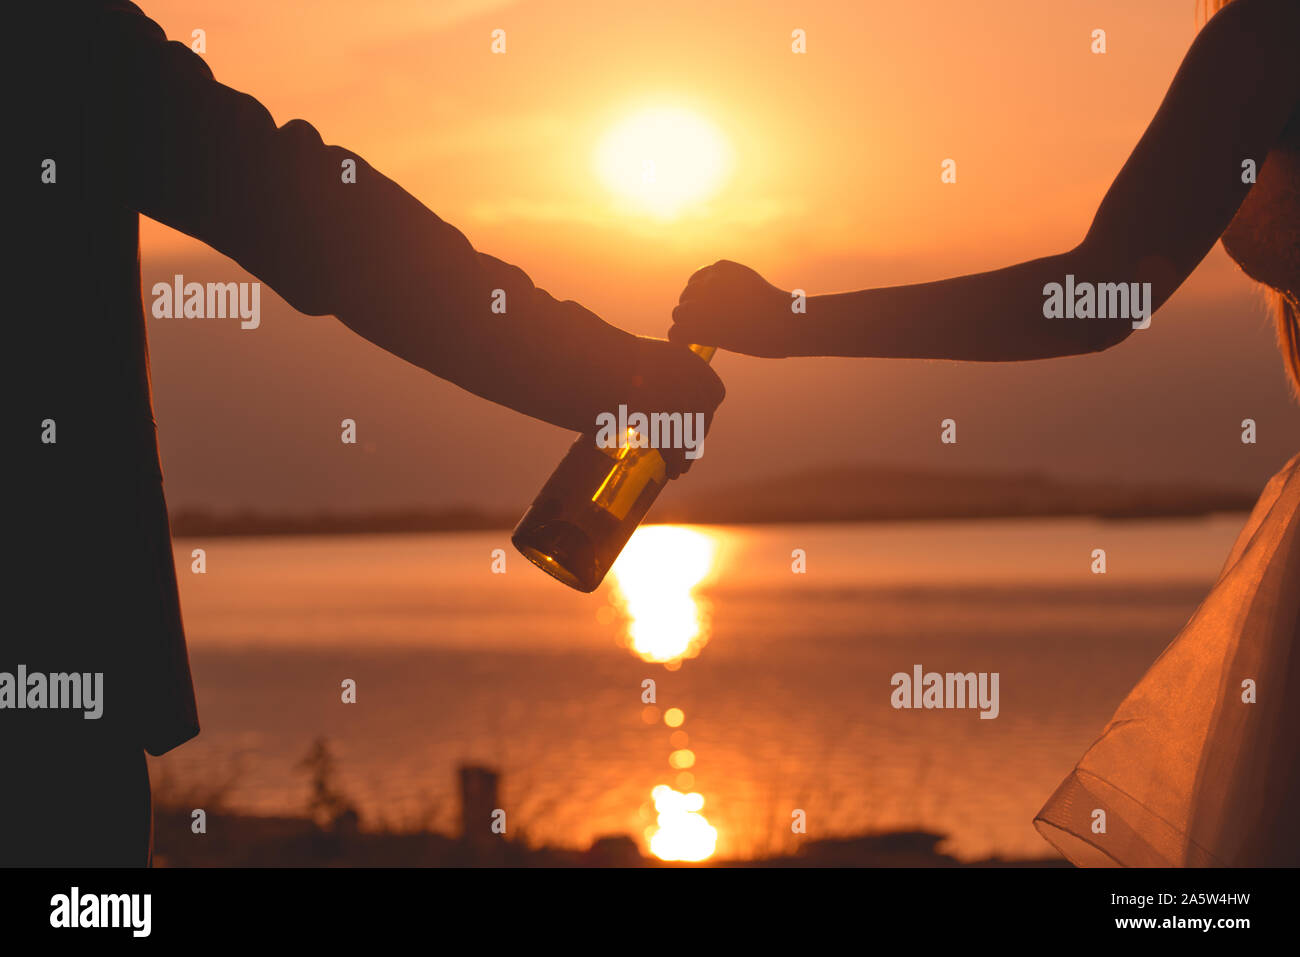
[85, 0, 645, 433]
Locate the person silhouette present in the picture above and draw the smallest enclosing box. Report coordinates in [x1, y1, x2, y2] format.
[8, 0, 722, 865]
[671, 0, 1300, 866]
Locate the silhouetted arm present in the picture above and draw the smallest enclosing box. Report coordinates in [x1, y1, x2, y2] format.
[672, 0, 1300, 360]
[89, 1, 721, 443]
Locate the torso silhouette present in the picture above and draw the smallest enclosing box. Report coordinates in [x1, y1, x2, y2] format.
[22, 2, 200, 758]
[20, 0, 517, 758]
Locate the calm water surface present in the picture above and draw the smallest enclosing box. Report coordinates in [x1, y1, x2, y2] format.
[154, 515, 1246, 861]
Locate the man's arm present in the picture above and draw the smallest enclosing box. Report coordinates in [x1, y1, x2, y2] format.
[88, 1, 721, 441]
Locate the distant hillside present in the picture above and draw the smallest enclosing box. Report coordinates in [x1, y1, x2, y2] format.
[654, 464, 1257, 525]
[169, 463, 1256, 537]
[169, 506, 512, 538]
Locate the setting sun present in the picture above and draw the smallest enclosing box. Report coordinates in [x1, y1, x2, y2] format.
[594, 107, 732, 219]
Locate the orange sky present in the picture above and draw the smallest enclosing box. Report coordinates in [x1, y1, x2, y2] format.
[136, 0, 1299, 512]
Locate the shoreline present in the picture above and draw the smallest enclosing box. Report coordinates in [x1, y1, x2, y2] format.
[169, 506, 1253, 538]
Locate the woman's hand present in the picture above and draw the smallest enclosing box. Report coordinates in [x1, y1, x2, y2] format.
[670, 260, 797, 358]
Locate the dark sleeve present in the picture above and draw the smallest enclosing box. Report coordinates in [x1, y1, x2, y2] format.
[87, 0, 650, 433]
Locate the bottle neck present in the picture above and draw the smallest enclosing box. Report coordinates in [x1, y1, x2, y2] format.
[688, 344, 717, 363]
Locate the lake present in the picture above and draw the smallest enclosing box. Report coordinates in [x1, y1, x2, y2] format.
[153, 514, 1247, 861]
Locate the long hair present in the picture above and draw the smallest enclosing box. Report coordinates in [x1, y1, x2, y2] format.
[1278, 292, 1300, 398]
[1201, 0, 1300, 398]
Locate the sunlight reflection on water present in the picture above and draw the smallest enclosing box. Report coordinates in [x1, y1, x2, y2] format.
[608, 525, 722, 666]
[609, 525, 726, 859]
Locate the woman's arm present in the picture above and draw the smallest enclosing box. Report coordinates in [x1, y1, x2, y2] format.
[672, 0, 1300, 361]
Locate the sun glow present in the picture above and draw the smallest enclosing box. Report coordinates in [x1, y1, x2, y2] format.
[594, 107, 732, 218]
[647, 785, 718, 862]
[609, 525, 717, 665]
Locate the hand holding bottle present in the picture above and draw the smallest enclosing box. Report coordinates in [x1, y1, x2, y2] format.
[425, 254, 723, 477]
[512, 332, 721, 592]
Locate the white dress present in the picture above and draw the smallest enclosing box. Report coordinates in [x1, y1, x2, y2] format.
[1034, 450, 1300, 865]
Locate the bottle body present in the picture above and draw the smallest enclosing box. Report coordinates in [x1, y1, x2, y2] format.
[512, 344, 715, 592]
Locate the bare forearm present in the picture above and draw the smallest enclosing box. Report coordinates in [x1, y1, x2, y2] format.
[796, 248, 1146, 361]
[793, 0, 1300, 364]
